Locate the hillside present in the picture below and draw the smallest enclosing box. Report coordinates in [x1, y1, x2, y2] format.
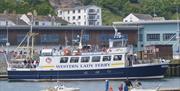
[81, 0, 180, 25]
[0, 0, 180, 25]
[0, 0, 55, 15]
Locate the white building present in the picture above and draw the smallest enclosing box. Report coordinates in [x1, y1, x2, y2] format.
[123, 13, 165, 23]
[0, 13, 68, 26]
[123, 13, 153, 22]
[57, 5, 102, 26]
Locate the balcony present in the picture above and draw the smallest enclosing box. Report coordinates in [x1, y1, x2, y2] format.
[88, 15, 99, 20]
[88, 9, 98, 14]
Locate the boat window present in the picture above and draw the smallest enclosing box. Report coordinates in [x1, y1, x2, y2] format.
[92, 56, 101, 62]
[60, 57, 68, 63]
[102, 56, 111, 61]
[81, 57, 90, 63]
[70, 57, 79, 63]
[113, 55, 122, 61]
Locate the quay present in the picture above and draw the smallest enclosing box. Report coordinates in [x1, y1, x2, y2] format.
[165, 60, 180, 77]
[0, 75, 7, 79]
[159, 88, 180, 91]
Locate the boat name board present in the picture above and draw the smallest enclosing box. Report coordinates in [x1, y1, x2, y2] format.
[56, 63, 110, 69]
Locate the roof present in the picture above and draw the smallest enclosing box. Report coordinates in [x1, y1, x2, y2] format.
[60, 5, 100, 11]
[132, 13, 153, 20]
[113, 20, 180, 25]
[0, 25, 141, 31]
[0, 13, 69, 25]
[33, 15, 68, 24]
[0, 14, 27, 25]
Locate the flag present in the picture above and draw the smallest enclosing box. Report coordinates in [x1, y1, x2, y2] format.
[20, 14, 31, 25]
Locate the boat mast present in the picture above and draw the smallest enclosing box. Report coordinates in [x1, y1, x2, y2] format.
[78, 29, 83, 49]
[176, 7, 180, 59]
[27, 14, 38, 59]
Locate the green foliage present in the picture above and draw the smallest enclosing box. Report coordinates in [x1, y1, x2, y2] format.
[0, 0, 54, 15]
[102, 8, 122, 25]
[2, 0, 180, 25]
[81, 0, 180, 25]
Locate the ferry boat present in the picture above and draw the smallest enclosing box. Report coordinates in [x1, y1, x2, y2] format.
[6, 29, 169, 81]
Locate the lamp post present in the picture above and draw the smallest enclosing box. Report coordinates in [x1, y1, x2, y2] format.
[6, 20, 10, 53]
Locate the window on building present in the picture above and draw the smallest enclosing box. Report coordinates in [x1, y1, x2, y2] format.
[40, 34, 59, 43]
[139, 34, 143, 41]
[78, 9, 81, 13]
[81, 57, 90, 63]
[73, 10, 75, 13]
[97, 9, 99, 13]
[89, 9, 95, 13]
[97, 15, 99, 19]
[17, 34, 26, 43]
[78, 16, 81, 19]
[92, 56, 101, 62]
[89, 15, 96, 20]
[73, 16, 75, 20]
[147, 34, 160, 41]
[0, 34, 7, 43]
[97, 22, 99, 25]
[35, 21, 39, 25]
[163, 33, 176, 41]
[88, 21, 95, 25]
[99, 34, 113, 42]
[82, 33, 90, 43]
[70, 57, 79, 63]
[68, 17, 70, 21]
[68, 10, 70, 14]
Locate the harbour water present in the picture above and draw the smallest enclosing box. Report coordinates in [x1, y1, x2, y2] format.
[0, 77, 180, 91]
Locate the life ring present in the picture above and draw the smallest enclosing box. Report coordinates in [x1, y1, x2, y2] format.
[45, 57, 52, 64]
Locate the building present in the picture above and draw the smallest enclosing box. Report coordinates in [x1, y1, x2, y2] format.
[0, 13, 69, 26]
[123, 13, 153, 22]
[57, 5, 102, 26]
[144, 45, 173, 60]
[113, 20, 180, 59]
[0, 26, 139, 53]
[123, 13, 165, 23]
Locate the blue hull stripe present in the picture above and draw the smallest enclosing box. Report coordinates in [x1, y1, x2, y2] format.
[8, 64, 168, 80]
